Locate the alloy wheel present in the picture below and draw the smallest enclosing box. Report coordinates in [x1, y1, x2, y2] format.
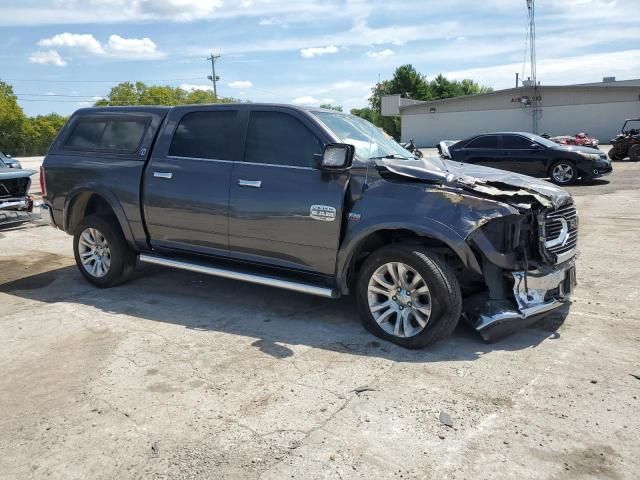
[366, 262, 432, 338]
[78, 227, 111, 278]
[552, 163, 574, 184]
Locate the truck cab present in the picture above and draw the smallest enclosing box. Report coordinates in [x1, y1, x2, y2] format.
[41, 104, 578, 348]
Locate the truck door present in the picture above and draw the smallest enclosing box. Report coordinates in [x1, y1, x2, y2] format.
[142, 107, 246, 255]
[228, 108, 348, 275]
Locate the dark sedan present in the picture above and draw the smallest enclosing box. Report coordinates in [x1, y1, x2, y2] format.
[438, 132, 612, 185]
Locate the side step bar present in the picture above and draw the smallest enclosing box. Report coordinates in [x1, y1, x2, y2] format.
[138, 254, 338, 299]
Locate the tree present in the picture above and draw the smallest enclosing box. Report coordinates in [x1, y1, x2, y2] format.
[350, 107, 378, 124]
[95, 81, 238, 106]
[319, 103, 343, 112]
[355, 65, 492, 139]
[0, 80, 26, 154]
[428, 74, 491, 100]
[21, 114, 68, 156]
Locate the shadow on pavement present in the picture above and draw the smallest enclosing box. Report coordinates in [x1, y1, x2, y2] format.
[574, 179, 610, 187]
[0, 261, 568, 363]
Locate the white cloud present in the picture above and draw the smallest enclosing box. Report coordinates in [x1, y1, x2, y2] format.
[38, 33, 104, 54]
[300, 45, 339, 58]
[180, 83, 213, 91]
[35, 33, 163, 60]
[291, 96, 335, 106]
[366, 48, 395, 59]
[105, 35, 162, 59]
[44, 91, 57, 96]
[29, 50, 67, 66]
[227, 80, 253, 89]
[445, 49, 640, 89]
[133, 0, 224, 22]
[258, 17, 285, 26]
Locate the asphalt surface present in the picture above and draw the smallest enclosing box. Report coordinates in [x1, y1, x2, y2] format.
[1, 152, 639, 479]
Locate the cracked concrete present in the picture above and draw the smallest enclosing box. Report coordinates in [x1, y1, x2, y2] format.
[0, 157, 639, 479]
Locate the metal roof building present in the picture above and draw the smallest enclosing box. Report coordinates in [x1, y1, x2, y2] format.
[381, 79, 640, 147]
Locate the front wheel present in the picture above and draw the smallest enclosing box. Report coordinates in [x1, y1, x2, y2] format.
[356, 245, 462, 349]
[629, 144, 640, 162]
[608, 148, 624, 161]
[549, 160, 578, 185]
[73, 215, 136, 288]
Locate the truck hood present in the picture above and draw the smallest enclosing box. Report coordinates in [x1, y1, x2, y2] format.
[0, 168, 35, 180]
[377, 157, 571, 208]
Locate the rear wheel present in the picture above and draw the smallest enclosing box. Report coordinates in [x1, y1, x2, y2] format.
[73, 215, 136, 288]
[629, 144, 640, 162]
[549, 160, 577, 185]
[356, 245, 461, 349]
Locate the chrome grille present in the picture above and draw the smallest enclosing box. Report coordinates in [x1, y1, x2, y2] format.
[543, 203, 578, 257]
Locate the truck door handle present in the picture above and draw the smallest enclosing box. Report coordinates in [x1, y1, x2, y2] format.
[154, 172, 173, 179]
[237, 179, 262, 188]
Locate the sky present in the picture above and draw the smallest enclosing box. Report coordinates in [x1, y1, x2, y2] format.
[1, 0, 639, 116]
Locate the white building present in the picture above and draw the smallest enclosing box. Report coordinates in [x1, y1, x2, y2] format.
[381, 78, 640, 147]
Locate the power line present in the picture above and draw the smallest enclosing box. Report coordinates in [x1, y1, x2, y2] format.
[3, 76, 209, 83]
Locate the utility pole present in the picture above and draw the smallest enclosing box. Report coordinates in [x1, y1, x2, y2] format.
[526, 0, 540, 134]
[207, 53, 221, 99]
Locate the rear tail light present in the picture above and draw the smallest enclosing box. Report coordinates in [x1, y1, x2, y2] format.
[40, 165, 47, 198]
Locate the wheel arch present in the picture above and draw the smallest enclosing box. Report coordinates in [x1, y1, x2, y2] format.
[64, 188, 136, 248]
[336, 224, 482, 295]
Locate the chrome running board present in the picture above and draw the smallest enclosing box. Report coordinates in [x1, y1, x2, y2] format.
[138, 253, 337, 299]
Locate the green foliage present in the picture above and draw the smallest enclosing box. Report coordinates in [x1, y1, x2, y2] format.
[95, 81, 238, 106]
[22, 114, 68, 156]
[0, 80, 26, 154]
[319, 103, 343, 112]
[349, 107, 378, 124]
[360, 65, 492, 139]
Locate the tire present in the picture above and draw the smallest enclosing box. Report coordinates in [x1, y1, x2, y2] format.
[356, 244, 462, 349]
[414, 149, 424, 158]
[549, 160, 578, 185]
[608, 148, 624, 161]
[73, 214, 136, 288]
[629, 144, 640, 162]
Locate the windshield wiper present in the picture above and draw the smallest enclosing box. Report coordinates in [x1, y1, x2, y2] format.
[368, 154, 413, 160]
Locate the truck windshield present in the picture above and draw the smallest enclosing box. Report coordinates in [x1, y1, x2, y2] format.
[312, 111, 414, 160]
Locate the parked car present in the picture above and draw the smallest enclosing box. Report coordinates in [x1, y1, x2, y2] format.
[542, 133, 599, 149]
[0, 151, 22, 169]
[608, 118, 640, 161]
[438, 132, 612, 185]
[0, 157, 35, 216]
[42, 105, 578, 348]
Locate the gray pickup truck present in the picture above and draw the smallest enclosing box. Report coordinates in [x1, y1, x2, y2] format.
[41, 104, 577, 348]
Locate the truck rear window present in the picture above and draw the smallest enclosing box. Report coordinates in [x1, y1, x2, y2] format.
[63, 117, 149, 153]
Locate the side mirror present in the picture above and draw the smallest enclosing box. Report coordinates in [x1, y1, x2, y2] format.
[320, 143, 354, 170]
[531, 143, 544, 150]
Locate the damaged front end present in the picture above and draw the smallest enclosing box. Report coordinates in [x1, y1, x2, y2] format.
[378, 157, 578, 342]
[0, 169, 35, 217]
[465, 206, 577, 342]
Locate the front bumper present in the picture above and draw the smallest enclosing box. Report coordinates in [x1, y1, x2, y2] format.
[580, 160, 612, 179]
[465, 259, 576, 342]
[0, 196, 33, 212]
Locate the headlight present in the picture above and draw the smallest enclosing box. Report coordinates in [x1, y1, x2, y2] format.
[578, 152, 601, 161]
